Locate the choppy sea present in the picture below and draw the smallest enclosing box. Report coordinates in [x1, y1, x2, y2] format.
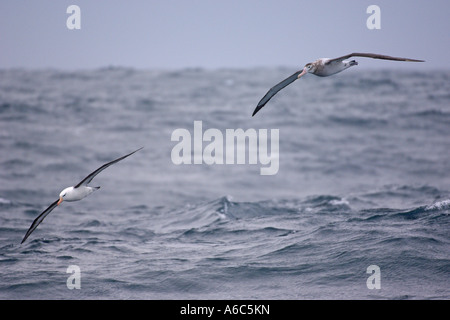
[0, 67, 449, 299]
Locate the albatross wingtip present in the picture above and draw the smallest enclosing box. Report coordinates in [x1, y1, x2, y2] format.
[21, 233, 30, 244]
[252, 105, 262, 117]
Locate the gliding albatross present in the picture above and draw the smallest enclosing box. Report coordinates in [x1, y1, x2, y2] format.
[21, 147, 143, 244]
[252, 53, 424, 116]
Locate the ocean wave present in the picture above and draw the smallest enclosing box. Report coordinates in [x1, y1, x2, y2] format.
[425, 199, 450, 211]
[155, 193, 450, 231]
[0, 197, 12, 205]
[2, 68, 450, 299]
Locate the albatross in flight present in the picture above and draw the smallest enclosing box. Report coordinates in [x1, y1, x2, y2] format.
[252, 53, 424, 116]
[21, 147, 143, 244]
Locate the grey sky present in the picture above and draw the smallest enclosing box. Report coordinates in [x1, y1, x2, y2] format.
[0, 0, 448, 70]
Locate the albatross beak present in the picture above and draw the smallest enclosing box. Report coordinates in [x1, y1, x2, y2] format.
[57, 197, 63, 205]
[297, 67, 308, 79]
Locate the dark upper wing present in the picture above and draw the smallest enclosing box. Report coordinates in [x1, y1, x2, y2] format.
[327, 53, 424, 64]
[74, 147, 143, 188]
[252, 70, 303, 116]
[21, 199, 59, 244]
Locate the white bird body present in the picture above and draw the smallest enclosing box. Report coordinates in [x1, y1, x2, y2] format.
[21, 147, 143, 243]
[309, 58, 357, 77]
[58, 186, 99, 203]
[252, 53, 424, 116]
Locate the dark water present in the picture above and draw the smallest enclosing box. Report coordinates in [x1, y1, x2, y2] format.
[0, 67, 449, 299]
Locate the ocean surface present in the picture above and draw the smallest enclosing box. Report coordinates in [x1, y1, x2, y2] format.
[0, 67, 449, 299]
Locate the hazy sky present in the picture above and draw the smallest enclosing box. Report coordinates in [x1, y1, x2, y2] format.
[1, 0, 448, 70]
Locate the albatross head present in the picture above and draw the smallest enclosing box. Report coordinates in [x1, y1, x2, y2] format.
[297, 62, 315, 79]
[58, 186, 73, 205]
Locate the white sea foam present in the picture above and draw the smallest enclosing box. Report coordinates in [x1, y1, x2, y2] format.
[330, 198, 350, 206]
[425, 199, 450, 211]
[0, 197, 11, 205]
